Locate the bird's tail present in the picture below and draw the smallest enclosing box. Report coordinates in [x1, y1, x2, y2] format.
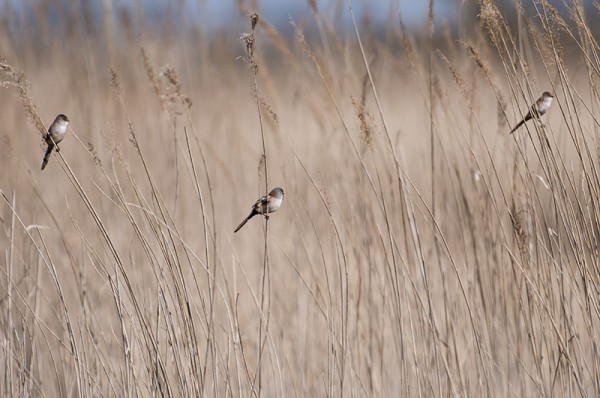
[41, 144, 54, 170]
[234, 210, 257, 233]
[509, 119, 525, 134]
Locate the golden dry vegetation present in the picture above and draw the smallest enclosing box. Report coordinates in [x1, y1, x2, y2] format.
[1, 0, 599, 396]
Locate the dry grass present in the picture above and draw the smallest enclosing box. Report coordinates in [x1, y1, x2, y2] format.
[1, 1, 599, 396]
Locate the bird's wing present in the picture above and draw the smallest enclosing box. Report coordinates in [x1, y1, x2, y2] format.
[251, 194, 269, 213]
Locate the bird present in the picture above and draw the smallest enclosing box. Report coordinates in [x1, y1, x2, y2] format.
[41, 114, 69, 170]
[509, 92, 554, 134]
[234, 187, 285, 233]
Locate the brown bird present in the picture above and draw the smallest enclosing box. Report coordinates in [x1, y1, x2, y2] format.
[41, 114, 69, 170]
[234, 187, 285, 233]
[509, 92, 554, 134]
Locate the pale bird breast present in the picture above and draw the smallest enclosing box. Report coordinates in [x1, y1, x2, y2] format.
[53, 124, 68, 139]
[60, 124, 68, 133]
[536, 98, 552, 114]
[268, 196, 283, 212]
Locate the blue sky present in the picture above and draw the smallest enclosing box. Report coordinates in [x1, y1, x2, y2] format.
[149, 0, 457, 30]
[5, 0, 457, 30]
[4, 0, 583, 34]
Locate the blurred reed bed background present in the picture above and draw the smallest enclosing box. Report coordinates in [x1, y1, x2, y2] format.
[0, 0, 599, 396]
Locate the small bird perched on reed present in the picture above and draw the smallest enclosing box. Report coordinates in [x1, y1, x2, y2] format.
[41, 114, 69, 170]
[509, 92, 554, 134]
[234, 187, 285, 233]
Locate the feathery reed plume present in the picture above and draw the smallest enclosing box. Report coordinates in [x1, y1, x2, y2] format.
[240, 13, 259, 73]
[351, 96, 375, 147]
[0, 53, 45, 135]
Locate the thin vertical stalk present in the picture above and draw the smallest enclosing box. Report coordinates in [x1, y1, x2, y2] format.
[242, 13, 270, 396]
